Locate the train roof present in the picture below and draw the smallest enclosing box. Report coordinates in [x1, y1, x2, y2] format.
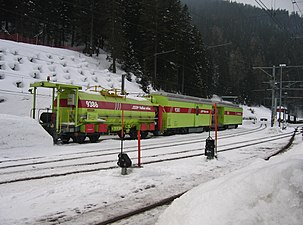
[213, 100, 241, 108]
[151, 91, 241, 108]
[30, 81, 82, 90]
[151, 91, 212, 104]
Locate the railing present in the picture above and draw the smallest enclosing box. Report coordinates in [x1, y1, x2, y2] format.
[0, 33, 83, 51]
[0, 33, 41, 45]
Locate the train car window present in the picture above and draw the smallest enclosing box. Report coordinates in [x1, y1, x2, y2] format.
[196, 106, 199, 116]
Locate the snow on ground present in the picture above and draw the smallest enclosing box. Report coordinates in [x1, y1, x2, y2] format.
[0, 39, 303, 225]
[156, 137, 303, 225]
[0, 114, 52, 151]
[0, 112, 302, 225]
[242, 105, 271, 121]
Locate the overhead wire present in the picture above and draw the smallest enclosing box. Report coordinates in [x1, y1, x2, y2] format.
[254, 0, 293, 36]
[186, 0, 293, 47]
[291, 0, 303, 16]
[289, 0, 303, 40]
[0, 89, 50, 98]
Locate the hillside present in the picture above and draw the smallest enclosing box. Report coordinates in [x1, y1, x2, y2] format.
[1, 0, 213, 98]
[182, 0, 303, 112]
[0, 39, 144, 117]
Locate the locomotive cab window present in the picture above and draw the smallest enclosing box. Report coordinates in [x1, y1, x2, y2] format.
[67, 94, 76, 106]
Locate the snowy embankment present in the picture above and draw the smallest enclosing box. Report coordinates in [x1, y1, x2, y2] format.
[0, 39, 143, 117]
[0, 114, 52, 152]
[242, 105, 271, 121]
[157, 136, 303, 225]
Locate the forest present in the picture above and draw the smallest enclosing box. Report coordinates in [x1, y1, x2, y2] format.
[1, 0, 303, 109]
[182, 0, 303, 110]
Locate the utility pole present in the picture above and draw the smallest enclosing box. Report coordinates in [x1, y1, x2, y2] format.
[271, 66, 276, 127]
[89, 0, 94, 56]
[252, 66, 277, 127]
[182, 57, 185, 94]
[153, 49, 175, 86]
[254, 64, 303, 128]
[153, 0, 158, 86]
[279, 64, 286, 128]
[111, 0, 116, 73]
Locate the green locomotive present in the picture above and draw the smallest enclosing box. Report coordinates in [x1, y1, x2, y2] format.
[30, 81, 155, 143]
[30, 81, 242, 143]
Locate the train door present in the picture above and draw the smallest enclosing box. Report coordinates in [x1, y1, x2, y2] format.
[55, 90, 79, 135]
[194, 105, 200, 127]
[211, 105, 223, 129]
[67, 93, 76, 124]
[216, 106, 224, 127]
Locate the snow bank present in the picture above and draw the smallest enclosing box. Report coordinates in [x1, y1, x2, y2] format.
[157, 143, 303, 225]
[0, 114, 53, 150]
[242, 105, 271, 121]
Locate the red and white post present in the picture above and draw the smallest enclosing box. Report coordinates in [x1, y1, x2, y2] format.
[214, 103, 218, 157]
[137, 130, 141, 167]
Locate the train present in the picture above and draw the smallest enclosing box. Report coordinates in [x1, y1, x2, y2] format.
[30, 81, 243, 143]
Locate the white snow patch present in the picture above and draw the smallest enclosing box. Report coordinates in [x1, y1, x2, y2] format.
[157, 142, 303, 225]
[0, 114, 53, 151]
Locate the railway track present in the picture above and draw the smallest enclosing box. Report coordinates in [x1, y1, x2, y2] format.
[0, 128, 294, 185]
[1, 126, 299, 225]
[0, 125, 265, 167]
[0, 126, 265, 173]
[0, 125, 264, 165]
[90, 129, 301, 225]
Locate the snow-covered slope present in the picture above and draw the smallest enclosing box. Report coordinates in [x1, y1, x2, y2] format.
[156, 141, 303, 225]
[0, 114, 53, 151]
[0, 39, 143, 116]
[242, 105, 271, 121]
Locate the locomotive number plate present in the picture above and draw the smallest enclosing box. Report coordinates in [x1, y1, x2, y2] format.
[86, 101, 99, 108]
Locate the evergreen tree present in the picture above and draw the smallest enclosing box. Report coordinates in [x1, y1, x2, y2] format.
[181, 0, 303, 105]
[120, 0, 144, 85]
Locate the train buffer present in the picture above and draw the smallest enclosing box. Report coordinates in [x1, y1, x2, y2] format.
[117, 152, 132, 175]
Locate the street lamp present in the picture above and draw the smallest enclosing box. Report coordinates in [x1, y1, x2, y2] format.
[154, 49, 175, 84]
[279, 64, 286, 128]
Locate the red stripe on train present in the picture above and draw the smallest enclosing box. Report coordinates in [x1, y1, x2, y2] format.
[163, 106, 211, 114]
[55, 99, 155, 112]
[224, 111, 243, 116]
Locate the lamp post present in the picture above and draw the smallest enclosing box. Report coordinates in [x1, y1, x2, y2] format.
[154, 49, 175, 85]
[279, 64, 286, 128]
